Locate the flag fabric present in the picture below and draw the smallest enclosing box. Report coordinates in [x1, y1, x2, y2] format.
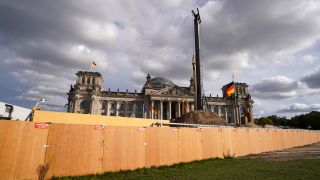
[226, 83, 235, 96]
[40, 98, 47, 102]
[91, 61, 97, 68]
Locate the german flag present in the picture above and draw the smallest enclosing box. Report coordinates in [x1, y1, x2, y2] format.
[91, 61, 97, 68]
[226, 83, 235, 96]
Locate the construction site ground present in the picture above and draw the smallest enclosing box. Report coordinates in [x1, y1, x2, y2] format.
[241, 142, 320, 161]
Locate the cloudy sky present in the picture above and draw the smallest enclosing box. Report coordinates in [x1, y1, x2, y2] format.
[0, 0, 320, 117]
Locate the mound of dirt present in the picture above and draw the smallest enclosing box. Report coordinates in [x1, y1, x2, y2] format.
[174, 110, 228, 126]
[244, 123, 261, 128]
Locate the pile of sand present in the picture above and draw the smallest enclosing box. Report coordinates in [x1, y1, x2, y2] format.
[173, 110, 228, 126]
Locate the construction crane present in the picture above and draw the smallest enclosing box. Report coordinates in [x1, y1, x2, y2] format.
[192, 8, 203, 110]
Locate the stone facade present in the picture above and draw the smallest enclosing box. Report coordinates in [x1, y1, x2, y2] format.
[66, 71, 254, 125]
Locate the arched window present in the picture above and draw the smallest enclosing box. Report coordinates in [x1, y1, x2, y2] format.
[80, 101, 91, 114]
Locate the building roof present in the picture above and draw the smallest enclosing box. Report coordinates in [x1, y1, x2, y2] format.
[150, 77, 175, 86]
[76, 71, 102, 77]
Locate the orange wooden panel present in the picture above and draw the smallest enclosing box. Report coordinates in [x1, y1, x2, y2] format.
[221, 128, 235, 157]
[145, 127, 179, 167]
[254, 129, 263, 154]
[0, 121, 48, 180]
[246, 128, 258, 154]
[103, 126, 146, 172]
[45, 124, 104, 178]
[201, 128, 223, 159]
[230, 128, 239, 157]
[236, 128, 251, 156]
[178, 128, 202, 163]
[273, 130, 281, 151]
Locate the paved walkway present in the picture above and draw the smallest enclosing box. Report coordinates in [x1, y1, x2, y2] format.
[241, 142, 320, 161]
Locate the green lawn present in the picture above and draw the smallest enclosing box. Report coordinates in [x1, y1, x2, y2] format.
[52, 158, 320, 180]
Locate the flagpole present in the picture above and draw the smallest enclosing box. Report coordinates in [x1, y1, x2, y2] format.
[232, 73, 239, 125]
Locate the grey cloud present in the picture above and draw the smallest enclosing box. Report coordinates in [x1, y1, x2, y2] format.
[251, 76, 299, 99]
[277, 103, 320, 113]
[201, 0, 320, 57]
[1, 0, 320, 112]
[301, 67, 320, 89]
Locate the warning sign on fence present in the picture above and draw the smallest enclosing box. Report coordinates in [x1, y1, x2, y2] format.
[137, 128, 145, 132]
[171, 128, 178, 132]
[34, 123, 49, 129]
[94, 125, 104, 130]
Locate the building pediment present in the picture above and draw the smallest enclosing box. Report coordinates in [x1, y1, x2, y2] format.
[150, 85, 193, 97]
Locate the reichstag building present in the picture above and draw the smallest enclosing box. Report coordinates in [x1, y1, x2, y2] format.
[66, 64, 254, 125]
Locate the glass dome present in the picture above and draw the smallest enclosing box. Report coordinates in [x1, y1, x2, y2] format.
[150, 77, 175, 86]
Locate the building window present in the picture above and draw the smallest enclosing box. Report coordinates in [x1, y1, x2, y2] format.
[82, 77, 85, 84]
[92, 78, 95, 85]
[120, 102, 126, 111]
[127, 102, 133, 111]
[110, 102, 116, 116]
[102, 101, 107, 109]
[136, 113, 143, 118]
[136, 102, 143, 111]
[87, 77, 91, 84]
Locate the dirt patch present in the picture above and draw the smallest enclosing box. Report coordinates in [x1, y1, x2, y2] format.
[244, 123, 261, 128]
[173, 110, 228, 126]
[241, 142, 320, 161]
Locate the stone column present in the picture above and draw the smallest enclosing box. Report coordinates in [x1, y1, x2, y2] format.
[143, 102, 146, 118]
[73, 95, 79, 113]
[106, 101, 110, 116]
[237, 105, 241, 125]
[186, 102, 190, 113]
[133, 102, 136, 117]
[177, 101, 181, 117]
[224, 106, 228, 123]
[160, 101, 163, 120]
[191, 103, 194, 111]
[150, 100, 154, 119]
[233, 105, 237, 125]
[248, 105, 253, 123]
[234, 105, 240, 125]
[168, 101, 172, 120]
[116, 101, 120, 117]
[91, 96, 95, 114]
[124, 101, 128, 117]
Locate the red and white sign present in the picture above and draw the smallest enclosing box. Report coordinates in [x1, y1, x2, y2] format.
[171, 128, 178, 132]
[137, 128, 145, 132]
[34, 123, 49, 129]
[94, 125, 105, 130]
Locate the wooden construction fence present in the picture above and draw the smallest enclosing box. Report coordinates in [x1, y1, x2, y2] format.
[0, 121, 320, 179]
